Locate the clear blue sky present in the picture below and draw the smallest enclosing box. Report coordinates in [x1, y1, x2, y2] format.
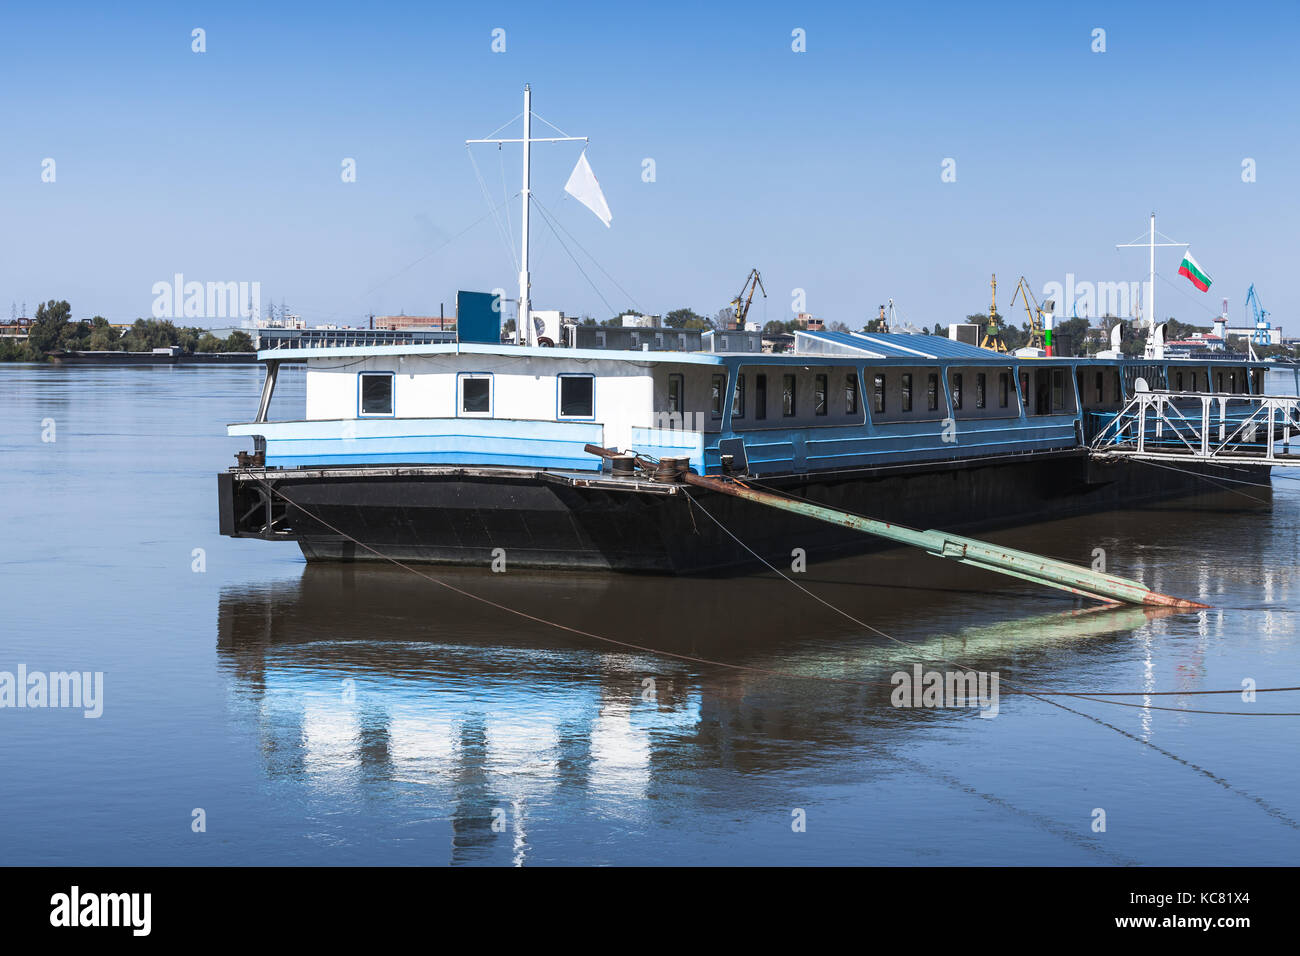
[1, 0, 1296, 330]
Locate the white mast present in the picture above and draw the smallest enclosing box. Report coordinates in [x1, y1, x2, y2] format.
[520, 84, 531, 344]
[1116, 212, 1183, 360]
[467, 85, 588, 346]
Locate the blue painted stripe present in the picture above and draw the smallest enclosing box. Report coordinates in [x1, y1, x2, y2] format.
[266, 451, 600, 470]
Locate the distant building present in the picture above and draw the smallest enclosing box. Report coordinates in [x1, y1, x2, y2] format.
[1225, 326, 1284, 346]
[1166, 332, 1226, 352]
[0, 318, 32, 339]
[373, 314, 453, 331]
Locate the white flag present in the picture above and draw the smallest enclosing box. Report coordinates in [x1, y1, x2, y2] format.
[564, 151, 612, 227]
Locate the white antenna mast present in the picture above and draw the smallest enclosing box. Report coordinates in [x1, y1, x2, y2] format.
[1116, 212, 1183, 360]
[467, 85, 588, 345]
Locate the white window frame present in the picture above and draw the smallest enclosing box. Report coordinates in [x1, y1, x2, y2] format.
[457, 372, 494, 418]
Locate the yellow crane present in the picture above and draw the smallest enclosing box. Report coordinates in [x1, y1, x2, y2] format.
[1007, 275, 1047, 351]
[729, 268, 767, 330]
[980, 273, 1008, 352]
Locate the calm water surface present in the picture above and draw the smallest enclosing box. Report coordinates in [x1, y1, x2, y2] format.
[2, 364, 1299, 865]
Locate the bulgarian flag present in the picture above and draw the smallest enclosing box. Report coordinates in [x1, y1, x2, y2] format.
[1178, 251, 1212, 292]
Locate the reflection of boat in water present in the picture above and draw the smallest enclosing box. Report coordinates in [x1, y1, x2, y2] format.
[217, 562, 1179, 863]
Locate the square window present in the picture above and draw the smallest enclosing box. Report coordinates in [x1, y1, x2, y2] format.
[559, 375, 594, 418]
[461, 376, 491, 414]
[360, 373, 393, 416]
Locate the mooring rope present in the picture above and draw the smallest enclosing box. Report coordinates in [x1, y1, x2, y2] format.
[242, 471, 1300, 714]
[238, 470, 1300, 833]
[680, 490, 1300, 717]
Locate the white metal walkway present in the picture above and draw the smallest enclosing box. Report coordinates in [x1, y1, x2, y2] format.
[1088, 390, 1300, 467]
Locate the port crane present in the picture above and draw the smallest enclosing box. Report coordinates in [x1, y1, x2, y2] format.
[729, 269, 767, 330]
[1246, 284, 1271, 346]
[980, 274, 1008, 352]
[1007, 275, 1049, 353]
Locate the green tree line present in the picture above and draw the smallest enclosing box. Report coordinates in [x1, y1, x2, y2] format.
[1, 301, 253, 361]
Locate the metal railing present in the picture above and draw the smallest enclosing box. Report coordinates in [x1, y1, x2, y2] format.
[257, 328, 458, 351]
[1089, 390, 1300, 465]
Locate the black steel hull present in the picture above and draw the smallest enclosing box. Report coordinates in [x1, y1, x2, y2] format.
[217, 453, 1270, 574]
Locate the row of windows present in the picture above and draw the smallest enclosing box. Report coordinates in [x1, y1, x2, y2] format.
[681, 370, 1021, 419]
[680, 373, 863, 420]
[357, 372, 596, 419]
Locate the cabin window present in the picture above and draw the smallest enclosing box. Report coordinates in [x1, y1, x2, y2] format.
[458, 373, 492, 416]
[359, 372, 394, 416]
[667, 374, 683, 413]
[846, 374, 859, 415]
[1052, 369, 1065, 410]
[733, 374, 746, 418]
[873, 374, 886, 414]
[1094, 372, 1103, 403]
[783, 374, 796, 416]
[1000, 372, 1010, 408]
[1216, 372, 1224, 392]
[654, 333, 664, 349]
[558, 374, 595, 419]
[952, 373, 963, 410]
[902, 373, 913, 412]
[595, 331, 606, 348]
[976, 373, 986, 409]
[711, 374, 725, 418]
[756, 374, 767, 420]
[814, 374, 828, 416]
[1020, 373, 1030, 407]
[721, 335, 730, 350]
[927, 373, 939, 411]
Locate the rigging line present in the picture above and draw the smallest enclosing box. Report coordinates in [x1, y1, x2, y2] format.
[1156, 271, 1222, 319]
[680, 491, 1300, 717]
[530, 194, 644, 314]
[359, 190, 521, 299]
[475, 111, 524, 142]
[499, 145, 517, 265]
[531, 111, 575, 139]
[468, 148, 518, 272]
[274, 193, 522, 327]
[530, 197, 616, 317]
